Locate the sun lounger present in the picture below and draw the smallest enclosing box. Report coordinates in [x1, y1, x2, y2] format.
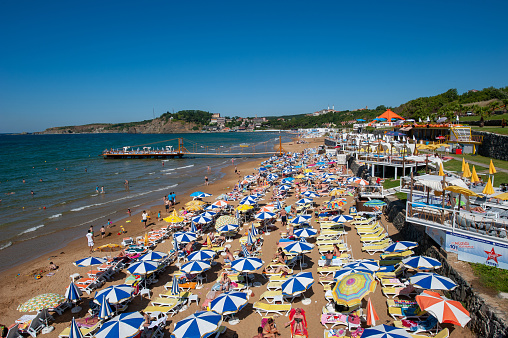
[58, 322, 100, 338]
[317, 266, 342, 276]
[388, 307, 427, 319]
[289, 308, 308, 338]
[393, 316, 440, 335]
[359, 233, 387, 242]
[148, 298, 185, 316]
[259, 290, 286, 304]
[376, 264, 404, 280]
[380, 250, 413, 260]
[266, 281, 284, 291]
[382, 285, 418, 299]
[320, 313, 348, 329]
[163, 281, 197, 290]
[410, 328, 449, 338]
[320, 229, 347, 236]
[253, 301, 292, 316]
[380, 278, 406, 287]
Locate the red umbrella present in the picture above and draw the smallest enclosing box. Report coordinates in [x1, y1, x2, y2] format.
[366, 297, 379, 326]
[416, 290, 470, 327]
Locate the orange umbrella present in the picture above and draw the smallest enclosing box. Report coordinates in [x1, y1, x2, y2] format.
[366, 297, 379, 326]
[416, 290, 471, 327]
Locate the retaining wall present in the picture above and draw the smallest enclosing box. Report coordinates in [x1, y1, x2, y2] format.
[473, 130, 508, 161]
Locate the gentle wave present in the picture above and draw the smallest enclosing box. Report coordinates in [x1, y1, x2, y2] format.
[161, 164, 194, 172]
[19, 224, 45, 235]
[71, 184, 178, 212]
[48, 213, 62, 219]
[0, 242, 12, 250]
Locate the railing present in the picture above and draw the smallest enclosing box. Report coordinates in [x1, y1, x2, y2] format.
[406, 201, 508, 243]
[358, 186, 385, 197]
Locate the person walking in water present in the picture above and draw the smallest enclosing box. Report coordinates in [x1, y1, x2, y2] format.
[205, 176, 209, 186]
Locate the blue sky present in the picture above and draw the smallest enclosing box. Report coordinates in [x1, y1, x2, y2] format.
[1, 0, 507, 133]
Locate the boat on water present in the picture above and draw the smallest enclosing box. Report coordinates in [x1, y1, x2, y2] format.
[239, 143, 249, 148]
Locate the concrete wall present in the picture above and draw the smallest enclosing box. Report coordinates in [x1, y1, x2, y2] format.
[384, 200, 508, 338]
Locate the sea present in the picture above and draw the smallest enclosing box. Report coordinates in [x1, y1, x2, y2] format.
[0, 132, 292, 271]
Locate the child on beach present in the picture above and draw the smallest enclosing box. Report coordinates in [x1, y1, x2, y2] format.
[157, 211, 161, 221]
[100, 225, 106, 239]
[86, 230, 94, 253]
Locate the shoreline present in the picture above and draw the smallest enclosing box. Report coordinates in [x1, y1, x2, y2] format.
[0, 136, 308, 325]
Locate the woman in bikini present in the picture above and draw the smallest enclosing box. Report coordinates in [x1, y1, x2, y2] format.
[285, 308, 305, 335]
[262, 318, 280, 337]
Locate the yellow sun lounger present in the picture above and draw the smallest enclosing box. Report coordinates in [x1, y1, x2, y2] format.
[253, 301, 292, 316]
[259, 290, 286, 303]
[380, 250, 413, 260]
[362, 243, 391, 255]
[317, 266, 342, 276]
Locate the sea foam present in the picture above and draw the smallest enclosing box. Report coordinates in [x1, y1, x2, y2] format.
[19, 224, 45, 235]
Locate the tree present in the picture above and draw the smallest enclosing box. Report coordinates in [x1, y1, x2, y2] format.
[488, 101, 501, 116]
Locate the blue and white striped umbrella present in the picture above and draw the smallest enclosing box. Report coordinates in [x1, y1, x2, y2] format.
[140, 251, 168, 261]
[202, 211, 217, 218]
[343, 260, 380, 272]
[240, 195, 257, 202]
[171, 277, 181, 295]
[216, 223, 239, 233]
[65, 282, 82, 303]
[302, 191, 319, 198]
[171, 311, 222, 338]
[402, 256, 442, 270]
[281, 272, 314, 296]
[409, 272, 457, 290]
[333, 267, 374, 280]
[278, 185, 292, 191]
[74, 257, 106, 267]
[250, 223, 259, 237]
[294, 227, 317, 238]
[296, 198, 313, 205]
[210, 292, 248, 315]
[254, 211, 276, 220]
[361, 324, 412, 338]
[95, 312, 144, 338]
[190, 221, 197, 233]
[181, 260, 211, 274]
[324, 177, 337, 183]
[281, 178, 295, 184]
[384, 241, 418, 253]
[127, 260, 159, 275]
[99, 296, 113, 320]
[187, 250, 216, 261]
[205, 204, 220, 210]
[69, 317, 83, 338]
[173, 236, 179, 251]
[94, 285, 134, 305]
[190, 191, 212, 198]
[246, 231, 256, 245]
[241, 244, 250, 257]
[284, 241, 314, 253]
[330, 215, 354, 223]
[174, 231, 197, 243]
[239, 199, 256, 205]
[273, 200, 283, 210]
[192, 214, 212, 224]
[347, 177, 362, 183]
[290, 215, 312, 224]
[231, 257, 263, 272]
[266, 174, 279, 182]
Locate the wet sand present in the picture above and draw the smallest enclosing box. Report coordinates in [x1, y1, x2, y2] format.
[0, 137, 475, 338]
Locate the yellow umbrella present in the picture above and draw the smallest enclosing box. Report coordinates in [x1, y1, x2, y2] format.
[329, 189, 345, 196]
[438, 163, 445, 176]
[483, 177, 495, 195]
[489, 159, 497, 175]
[186, 200, 205, 207]
[186, 204, 204, 212]
[492, 192, 508, 201]
[463, 162, 471, 178]
[471, 166, 480, 183]
[461, 158, 465, 172]
[163, 210, 183, 223]
[444, 186, 481, 197]
[95, 243, 122, 252]
[295, 174, 305, 179]
[304, 169, 313, 173]
[144, 233, 149, 246]
[237, 204, 253, 211]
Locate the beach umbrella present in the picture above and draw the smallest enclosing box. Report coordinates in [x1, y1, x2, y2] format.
[250, 223, 260, 236]
[202, 211, 217, 218]
[239, 199, 257, 206]
[171, 277, 181, 295]
[231, 257, 263, 272]
[216, 223, 239, 233]
[210, 292, 248, 316]
[181, 260, 211, 274]
[416, 290, 470, 327]
[366, 297, 379, 327]
[483, 177, 495, 195]
[384, 241, 418, 253]
[343, 260, 380, 272]
[294, 227, 317, 238]
[174, 231, 197, 243]
[332, 272, 376, 308]
[410, 272, 457, 291]
[187, 250, 216, 261]
[237, 204, 254, 211]
[190, 221, 198, 233]
[461, 158, 466, 172]
[205, 204, 220, 210]
[463, 162, 471, 178]
[278, 184, 291, 191]
[281, 178, 295, 184]
[489, 159, 497, 175]
[255, 211, 276, 220]
[402, 256, 442, 270]
[355, 178, 369, 186]
[18, 293, 67, 313]
[164, 210, 184, 223]
[94, 285, 134, 305]
[212, 200, 229, 208]
[245, 230, 256, 245]
[364, 199, 387, 207]
[290, 215, 312, 224]
[98, 296, 113, 320]
[192, 214, 212, 224]
[296, 198, 313, 205]
[74, 257, 107, 267]
[471, 166, 480, 183]
[361, 324, 411, 338]
[190, 191, 212, 198]
[95, 312, 144, 338]
[330, 215, 353, 223]
[65, 282, 82, 304]
[139, 251, 168, 262]
[215, 215, 238, 228]
[281, 272, 314, 296]
[302, 191, 319, 198]
[284, 240, 314, 253]
[171, 311, 222, 338]
[69, 317, 83, 338]
[241, 244, 250, 257]
[328, 200, 346, 209]
[127, 260, 159, 275]
[186, 200, 206, 207]
[333, 267, 374, 280]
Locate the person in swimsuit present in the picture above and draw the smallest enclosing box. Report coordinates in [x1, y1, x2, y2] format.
[262, 318, 280, 337]
[324, 251, 333, 267]
[285, 308, 305, 335]
[273, 248, 286, 264]
[280, 209, 287, 227]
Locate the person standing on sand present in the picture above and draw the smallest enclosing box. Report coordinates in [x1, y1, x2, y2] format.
[205, 176, 209, 185]
[86, 230, 94, 253]
[100, 225, 106, 239]
[164, 196, 170, 212]
[142, 210, 148, 228]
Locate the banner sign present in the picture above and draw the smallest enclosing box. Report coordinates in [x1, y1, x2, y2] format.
[446, 232, 508, 270]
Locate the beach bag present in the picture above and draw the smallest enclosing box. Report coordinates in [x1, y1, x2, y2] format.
[211, 283, 221, 291]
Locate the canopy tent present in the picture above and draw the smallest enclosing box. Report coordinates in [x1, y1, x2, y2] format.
[414, 174, 467, 192]
[376, 109, 405, 121]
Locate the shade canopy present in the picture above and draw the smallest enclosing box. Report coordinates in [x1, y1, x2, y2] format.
[377, 109, 405, 121]
[171, 311, 222, 338]
[95, 312, 144, 338]
[416, 290, 471, 327]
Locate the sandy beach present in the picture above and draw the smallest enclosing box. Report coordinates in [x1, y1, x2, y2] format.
[0, 137, 475, 338]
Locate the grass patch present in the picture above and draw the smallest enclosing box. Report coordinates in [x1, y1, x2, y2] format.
[470, 263, 508, 293]
[394, 192, 407, 201]
[460, 112, 508, 122]
[470, 126, 508, 135]
[447, 153, 508, 171]
[383, 179, 401, 190]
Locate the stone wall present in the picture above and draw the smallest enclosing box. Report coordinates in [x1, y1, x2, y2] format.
[384, 200, 508, 338]
[473, 130, 508, 161]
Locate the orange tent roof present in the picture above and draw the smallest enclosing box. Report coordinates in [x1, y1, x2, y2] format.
[377, 109, 405, 121]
